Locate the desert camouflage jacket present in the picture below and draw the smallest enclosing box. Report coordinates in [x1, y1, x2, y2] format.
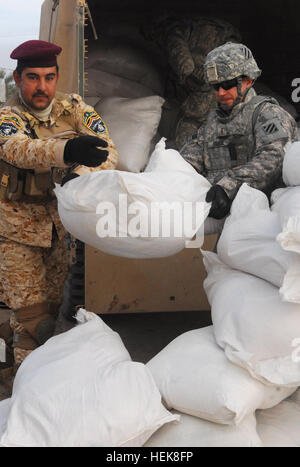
[0, 92, 118, 247]
[180, 88, 298, 199]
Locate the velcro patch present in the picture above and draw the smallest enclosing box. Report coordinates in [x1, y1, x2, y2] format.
[258, 117, 287, 145]
[262, 121, 279, 135]
[0, 116, 23, 138]
[83, 111, 107, 135]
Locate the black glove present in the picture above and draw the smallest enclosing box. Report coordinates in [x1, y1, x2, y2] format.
[61, 173, 80, 186]
[206, 185, 231, 219]
[64, 135, 109, 167]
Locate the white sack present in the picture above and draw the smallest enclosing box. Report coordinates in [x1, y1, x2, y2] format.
[271, 186, 300, 255]
[145, 411, 261, 447]
[95, 95, 164, 173]
[0, 310, 178, 448]
[203, 251, 300, 387]
[87, 69, 155, 100]
[0, 399, 10, 439]
[54, 139, 211, 259]
[146, 326, 294, 426]
[217, 184, 296, 289]
[257, 388, 300, 447]
[86, 38, 165, 97]
[282, 141, 300, 186]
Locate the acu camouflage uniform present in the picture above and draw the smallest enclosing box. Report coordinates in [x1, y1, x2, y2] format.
[149, 16, 241, 148]
[180, 43, 298, 200]
[0, 91, 118, 364]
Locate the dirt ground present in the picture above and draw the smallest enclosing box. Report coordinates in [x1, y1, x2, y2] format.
[0, 307, 211, 401]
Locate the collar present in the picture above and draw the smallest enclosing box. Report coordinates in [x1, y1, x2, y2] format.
[8, 92, 72, 127]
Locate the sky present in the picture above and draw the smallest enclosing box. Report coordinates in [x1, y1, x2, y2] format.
[0, 0, 45, 73]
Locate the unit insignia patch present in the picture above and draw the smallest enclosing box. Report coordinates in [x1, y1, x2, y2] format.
[0, 116, 23, 138]
[83, 111, 107, 135]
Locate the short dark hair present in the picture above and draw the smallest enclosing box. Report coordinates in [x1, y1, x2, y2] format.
[16, 63, 59, 76]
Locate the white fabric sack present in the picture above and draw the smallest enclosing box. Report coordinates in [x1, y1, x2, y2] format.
[282, 141, 300, 186]
[145, 411, 261, 447]
[271, 186, 300, 255]
[87, 69, 155, 100]
[217, 184, 296, 289]
[95, 96, 164, 173]
[203, 251, 300, 387]
[147, 326, 294, 426]
[0, 310, 178, 447]
[86, 38, 165, 97]
[0, 399, 10, 440]
[54, 139, 211, 259]
[257, 388, 300, 447]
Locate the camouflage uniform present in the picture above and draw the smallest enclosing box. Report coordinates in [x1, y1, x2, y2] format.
[181, 43, 298, 200]
[149, 16, 241, 147]
[0, 91, 118, 364]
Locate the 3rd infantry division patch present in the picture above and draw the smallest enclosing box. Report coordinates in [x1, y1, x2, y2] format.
[0, 116, 23, 138]
[82, 111, 107, 135]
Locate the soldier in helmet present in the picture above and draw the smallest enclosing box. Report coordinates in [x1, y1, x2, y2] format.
[0, 40, 118, 377]
[180, 42, 298, 220]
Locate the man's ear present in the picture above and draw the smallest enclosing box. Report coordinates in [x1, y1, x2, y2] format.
[13, 70, 21, 88]
[244, 77, 253, 88]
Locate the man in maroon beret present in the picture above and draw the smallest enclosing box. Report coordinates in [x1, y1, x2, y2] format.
[0, 40, 118, 382]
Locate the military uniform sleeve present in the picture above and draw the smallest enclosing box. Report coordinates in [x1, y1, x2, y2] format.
[165, 22, 196, 84]
[180, 126, 205, 174]
[0, 108, 68, 169]
[69, 94, 118, 174]
[217, 104, 298, 199]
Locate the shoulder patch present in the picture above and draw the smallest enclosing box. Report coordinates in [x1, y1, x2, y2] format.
[257, 117, 288, 144]
[0, 116, 23, 138]
[262, 121, 280, 135]
[83, 111, 107, 135]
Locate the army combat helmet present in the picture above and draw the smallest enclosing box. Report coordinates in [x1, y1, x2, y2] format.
[204, 42, 261, 84]
[204, 42, 261, 108]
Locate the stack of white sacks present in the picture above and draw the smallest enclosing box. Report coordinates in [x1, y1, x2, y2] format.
[145, 141, 300, 447]
[1, 142, 300, 446]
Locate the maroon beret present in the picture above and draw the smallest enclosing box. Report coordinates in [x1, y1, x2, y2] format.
[10, 40, 62, 68]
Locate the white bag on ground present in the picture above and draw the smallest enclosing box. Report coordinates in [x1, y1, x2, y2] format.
[95, 96, 164, 173]
[54, 139, 211, 259]
[256, 388, 300, 447]
[145, 411, 261, 447]
[0, 310, 178, 447]
[217, 184, 296, 289]
[147, 326, 294, 426]
[203, 251, 300, 387]
[271, 186, 300, 254]
[282, 141, 300, 186]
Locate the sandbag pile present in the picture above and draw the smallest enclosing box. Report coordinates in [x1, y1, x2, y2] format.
[85, 37, 166, 101]
[0, 310, 178, 447]
[54, 139, 211, 259]
[145, 144, 300, 446]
